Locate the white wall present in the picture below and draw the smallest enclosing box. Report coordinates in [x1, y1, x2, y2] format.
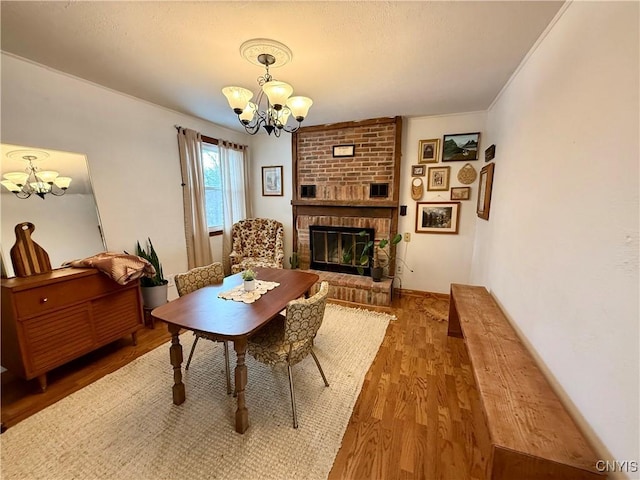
[471, 2, 639, 473]
[249, 134, 295, 268]
[398, 112, 486, 293]
[1, 53, 247, 298]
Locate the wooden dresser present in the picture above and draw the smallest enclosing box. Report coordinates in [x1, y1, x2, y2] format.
[1, 267, 144, 391]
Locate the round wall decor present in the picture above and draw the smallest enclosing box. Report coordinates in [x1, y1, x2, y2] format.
[457, 163, 477, 184]
[411, 177, 424, 200]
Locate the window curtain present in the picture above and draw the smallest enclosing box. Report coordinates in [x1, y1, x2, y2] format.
[220, 141, 252, 275]
[177, 127, 213, 269]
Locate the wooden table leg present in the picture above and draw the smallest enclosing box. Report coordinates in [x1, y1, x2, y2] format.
[168, 323, 185, 405]
[233, 337, 249, 433]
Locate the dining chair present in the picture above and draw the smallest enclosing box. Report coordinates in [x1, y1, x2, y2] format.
[247, 281, 330, 428]
[174, 262, 232, 394]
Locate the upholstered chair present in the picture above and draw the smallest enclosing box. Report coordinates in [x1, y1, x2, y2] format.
[174, 262, 231, 394]
[248, 281, 330, 428]
[229, 218, 284, 274]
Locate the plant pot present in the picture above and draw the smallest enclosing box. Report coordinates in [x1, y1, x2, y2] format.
[244, 279, 256, 292]
[371, 267, 384, 282]
[141, 284, 168, 309]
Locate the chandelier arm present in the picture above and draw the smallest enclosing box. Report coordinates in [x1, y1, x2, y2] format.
[14, 190, 32, 199]
[281, 121, 303, 134]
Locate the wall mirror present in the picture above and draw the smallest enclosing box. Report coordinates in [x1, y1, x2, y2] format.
[1, 143, 106, 278]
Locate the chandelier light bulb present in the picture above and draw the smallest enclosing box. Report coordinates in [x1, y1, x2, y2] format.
[1, 180, 21, 192]
[3, 171, 29, 186]
[54, 177, 72, 189]
[262, 81, 293, 110]
[222, 86, 253, 114]
[274, 108, 291, 127]
[286, 96, 313, 122]
[36, 170, 60, 184]
[239, 102, 257, 124]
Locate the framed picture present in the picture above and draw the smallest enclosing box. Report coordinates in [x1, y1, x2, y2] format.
[411, 165, 426, 177]
[485, 144, 496, 162]
[476, 162, 495, 220]
[451, 186, 471, 200]
[262, 165, 283, 196]
[415, 202, 461, 234]
[442, 132, 481, 162]
[332, 144, 355, 158]
[427, 166, 450, 191]
[418, 138, 440, 164]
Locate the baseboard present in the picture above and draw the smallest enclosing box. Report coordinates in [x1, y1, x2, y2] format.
[394, 288, 449, 300]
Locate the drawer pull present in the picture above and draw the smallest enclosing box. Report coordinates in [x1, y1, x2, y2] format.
[40, 297, 48, 304]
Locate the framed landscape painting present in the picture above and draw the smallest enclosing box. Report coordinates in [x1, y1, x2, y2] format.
[415, 202, 461, 234]
[442, 132, 481, 162]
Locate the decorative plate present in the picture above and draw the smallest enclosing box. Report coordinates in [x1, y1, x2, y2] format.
[411, 178, 424, 200]
[457, 163, 477, 185]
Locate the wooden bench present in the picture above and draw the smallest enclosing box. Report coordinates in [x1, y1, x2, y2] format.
[448, 283, 605, 480]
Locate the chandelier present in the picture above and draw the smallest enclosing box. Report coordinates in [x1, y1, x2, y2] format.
[222, 39, 313, 137]
[1, 151, 72, 200]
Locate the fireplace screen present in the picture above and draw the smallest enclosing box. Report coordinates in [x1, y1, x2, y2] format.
[309, 226, 374, 275]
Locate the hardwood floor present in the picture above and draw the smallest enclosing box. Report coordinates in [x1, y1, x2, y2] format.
[328, 292, 486, 480]
[1, 292, 484, 480]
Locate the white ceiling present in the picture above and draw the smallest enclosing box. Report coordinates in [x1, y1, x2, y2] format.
[0, 1, 564, 132]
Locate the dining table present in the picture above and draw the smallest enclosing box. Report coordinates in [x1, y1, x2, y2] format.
[151, 267, 319, 433]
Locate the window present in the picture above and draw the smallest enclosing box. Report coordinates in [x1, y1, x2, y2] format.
[201, 142, 223, 233]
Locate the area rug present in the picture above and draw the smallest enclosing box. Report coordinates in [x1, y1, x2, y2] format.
[1, 304, 393, 480]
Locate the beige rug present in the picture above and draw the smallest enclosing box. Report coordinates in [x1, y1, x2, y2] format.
[1, 304, 393, 480]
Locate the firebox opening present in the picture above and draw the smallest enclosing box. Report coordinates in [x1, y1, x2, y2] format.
[309, 225, 375, 275]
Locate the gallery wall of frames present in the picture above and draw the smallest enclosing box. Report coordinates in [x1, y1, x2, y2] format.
[412, 132, 496, 234]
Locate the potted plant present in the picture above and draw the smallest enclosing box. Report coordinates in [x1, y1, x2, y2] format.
[241, 268, 257, 292]
[134, 238, 169, 308]
[342, 231, 403, 282]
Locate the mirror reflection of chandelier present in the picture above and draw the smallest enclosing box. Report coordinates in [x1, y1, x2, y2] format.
[1, 151, 72, 200]
[222, 39, 313, 137]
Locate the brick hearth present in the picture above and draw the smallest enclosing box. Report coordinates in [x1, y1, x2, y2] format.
[306, 269, 393, 308]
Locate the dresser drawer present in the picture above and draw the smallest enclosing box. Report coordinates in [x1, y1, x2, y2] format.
[13, 274, 123, 318]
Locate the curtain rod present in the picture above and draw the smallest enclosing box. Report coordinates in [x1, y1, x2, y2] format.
[175, 125, 247, 150]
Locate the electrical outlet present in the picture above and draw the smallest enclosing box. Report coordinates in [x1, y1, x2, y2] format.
[404, 232, 411, 242]
[396, 263, 403, 274]
[167, 274, 175, 287]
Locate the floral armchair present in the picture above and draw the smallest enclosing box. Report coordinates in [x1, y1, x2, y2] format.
[229, 218, 285, 274]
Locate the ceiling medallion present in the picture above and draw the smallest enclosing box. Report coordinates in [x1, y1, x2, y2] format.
[7, 149, 49, 162]
[240, 38, 292, 69]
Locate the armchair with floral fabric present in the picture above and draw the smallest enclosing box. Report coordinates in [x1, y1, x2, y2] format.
[229, 218, 285, 274]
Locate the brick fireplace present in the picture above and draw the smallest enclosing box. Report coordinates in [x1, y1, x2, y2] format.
[292, 117, 402, 307]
